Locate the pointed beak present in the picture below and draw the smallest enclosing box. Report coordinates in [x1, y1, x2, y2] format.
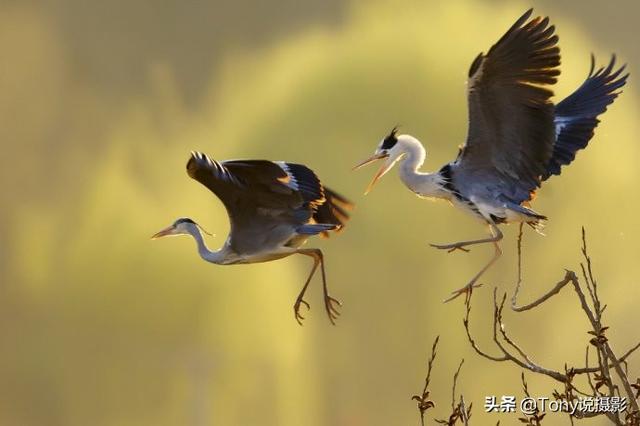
[151, 225, 175, 240]
[365, 161, 396, 195]
[353, 153, 392, 195]
[352, 153, 388, 171]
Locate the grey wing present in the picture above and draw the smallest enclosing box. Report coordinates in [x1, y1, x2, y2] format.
[544, 55, 628, 180]
[187, 152, 309, 253]
[453, 9, 560, 205]
[186, 152, 350, 252]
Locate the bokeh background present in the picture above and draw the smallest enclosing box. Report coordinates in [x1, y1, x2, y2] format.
[1, 0, 639, 424]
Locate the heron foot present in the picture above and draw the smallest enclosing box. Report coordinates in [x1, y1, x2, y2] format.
[430, 242, 471, 253]
[443, 282, 483, 303]
[293, 298, 310, 326]
[324, 295, 342, 325]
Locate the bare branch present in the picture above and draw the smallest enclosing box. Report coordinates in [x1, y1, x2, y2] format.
[463, 291, 508, 362]
[435, 358, 471, 425]
[452, 359, 464, 412]
[412, 336, 439, 426]
[422, 227, 640, 424]
[493, 289, 568, 382]
[573, 341, 640, 374]
[511, 225, 575, 312]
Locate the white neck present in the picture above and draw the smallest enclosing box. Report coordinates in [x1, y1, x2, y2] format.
[395, 135, 445, 198]
[188, 226, 226, 264]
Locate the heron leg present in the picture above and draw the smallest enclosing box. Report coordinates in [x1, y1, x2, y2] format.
[293, 250, 319, 325]
[316, 249, 342, 325]
[430, 223, 503, 253]
[294, 249, 342, 325]
[443, 233, 503, 303]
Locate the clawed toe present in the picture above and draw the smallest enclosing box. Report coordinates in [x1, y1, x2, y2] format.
[430, 243, 471, 253]
[324, 295, 342, 325]
[447, 246, 470, 253]
[294, 298, 310, 325]
[294, 295, 341, 325]
[443, 282, 483, 303]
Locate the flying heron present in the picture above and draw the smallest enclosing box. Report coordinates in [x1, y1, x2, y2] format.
[153, 152, 353, 324]
[354, 9, 628, 301]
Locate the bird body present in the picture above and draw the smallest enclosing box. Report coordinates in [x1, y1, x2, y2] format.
[177, 219, 296, 266]
[153, 152, 352, 324]
[355, 9, 627, 300]
[369, 133, 545, 227]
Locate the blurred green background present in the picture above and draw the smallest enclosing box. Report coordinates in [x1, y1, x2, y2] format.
[1, 0, 639, 424]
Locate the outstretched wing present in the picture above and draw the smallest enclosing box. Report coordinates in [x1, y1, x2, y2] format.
[186, 152, 351, 251]
[544, 55, 628, 180]
[453, 9, 560, 205]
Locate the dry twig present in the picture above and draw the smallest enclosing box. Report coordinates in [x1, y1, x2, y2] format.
[413, 336, 439, 426]
[460, 227, 640, 425]
[413, 337, 471, 425]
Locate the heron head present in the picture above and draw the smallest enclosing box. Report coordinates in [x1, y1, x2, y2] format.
[151, 218, 211, 239]
[353, 126, 407, 194]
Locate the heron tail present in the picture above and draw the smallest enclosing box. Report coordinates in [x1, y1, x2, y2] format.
[313, 187, 354, 238]
[296, 223, 339, 235]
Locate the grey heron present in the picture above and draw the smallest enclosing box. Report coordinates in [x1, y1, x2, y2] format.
[153, 152, 353, 324]
[354, 9, 628, 301]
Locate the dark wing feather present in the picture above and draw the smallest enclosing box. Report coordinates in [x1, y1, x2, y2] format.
[277, 163, 353, 238]
[313, 187, 353, 237]
[187, 153, 308, 252]
[277, 163, 324, 209]
[544, 55, 628, 180]
[454, 9, 560, 204]
[186, 152, 351, 250]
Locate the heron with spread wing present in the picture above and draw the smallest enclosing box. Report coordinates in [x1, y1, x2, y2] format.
[153, 152, 353, 324]
[355, 9, 628, 301]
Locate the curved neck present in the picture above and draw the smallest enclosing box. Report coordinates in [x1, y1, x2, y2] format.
[188, 226, 225, 264]
[396, 136, 444, 198]
[399, 137, 426, 173]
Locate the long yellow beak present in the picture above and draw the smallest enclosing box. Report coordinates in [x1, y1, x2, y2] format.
[353, 153, 388, 171]
[151, 225, 175, 239]
[353, 153, 390, 195]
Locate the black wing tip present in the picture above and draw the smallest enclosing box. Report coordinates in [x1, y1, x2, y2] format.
[517, 8, 535, 25]
[588, 54, 629, 89]
[470, 7, 558, 80]
[187, 150, 206, 163]
[510, 9, 556, 45]
[512, 8, 549, 34]
[468, 52, 484, 78]
[186, 151, 199, 172]
[186, 151, 217, 179]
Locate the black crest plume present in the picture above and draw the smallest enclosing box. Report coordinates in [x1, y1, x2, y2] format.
[381, 125, 400, 150]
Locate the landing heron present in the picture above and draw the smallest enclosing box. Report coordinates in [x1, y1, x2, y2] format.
[355, 9, 627, 301]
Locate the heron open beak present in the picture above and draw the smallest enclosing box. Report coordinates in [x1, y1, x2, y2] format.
[151, 225, 176, 239]
[353, 153, 388, 171]
[353, 153, 391, 195]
